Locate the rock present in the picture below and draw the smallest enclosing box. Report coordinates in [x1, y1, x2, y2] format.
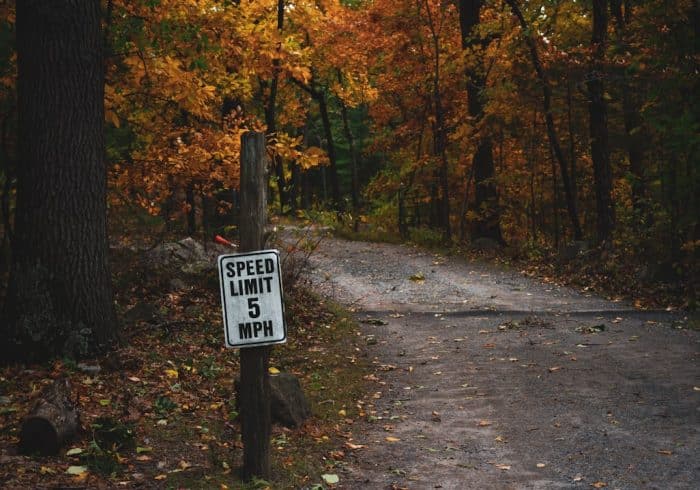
[169, 278, 188, 291]
[146, 237, 229, 270]
[181, 260, 214, 275]
[471, 237, 501, 252]
[76, 363, 101, 375]
[270, 373, 311, 428]
[235, 372, 311, 428]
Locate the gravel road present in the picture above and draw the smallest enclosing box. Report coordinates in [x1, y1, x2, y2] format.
[299, 232, 699, 490]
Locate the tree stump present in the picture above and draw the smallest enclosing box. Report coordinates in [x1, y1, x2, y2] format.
[19, 378, 79, 455]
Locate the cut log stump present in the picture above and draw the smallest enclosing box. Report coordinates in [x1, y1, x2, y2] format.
[19, 378, 79, 456]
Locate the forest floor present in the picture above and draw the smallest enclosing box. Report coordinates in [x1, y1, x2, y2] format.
[293, 227, 700, 489]
[1, 227, 698, 489]
[0, 237, 370, 489]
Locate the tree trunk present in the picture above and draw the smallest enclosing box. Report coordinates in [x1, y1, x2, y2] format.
[337, 72, 360, 215]
[317, 93, 342, 210]
[588, 0, 615, 244]
[611, 0, 647, 220]
[506, 0, 583, 240]
[264, 0, 287, 213]
[2, 0, 118, 363]
[459, 0, 503, 243]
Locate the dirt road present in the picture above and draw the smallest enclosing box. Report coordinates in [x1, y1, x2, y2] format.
[302, 234, 699, 489]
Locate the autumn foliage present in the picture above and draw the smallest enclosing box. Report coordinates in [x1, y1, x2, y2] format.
[0, 0, 697, 302]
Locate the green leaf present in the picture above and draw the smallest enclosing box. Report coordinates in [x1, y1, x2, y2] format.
[66, 465, 88, 475]
[322, 474, 340, 485]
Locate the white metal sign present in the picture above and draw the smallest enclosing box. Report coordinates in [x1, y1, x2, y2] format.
[218, 249, 287, 348]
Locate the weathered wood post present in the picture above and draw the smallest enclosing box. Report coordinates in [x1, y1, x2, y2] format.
[238, 132, 272, 479]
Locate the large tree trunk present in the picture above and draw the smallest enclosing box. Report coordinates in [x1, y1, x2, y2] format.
[2, 0, 118, 363]
[459, 0, 504, 244]
[588, 0, 615, 244]
[506, 0, 583, 241]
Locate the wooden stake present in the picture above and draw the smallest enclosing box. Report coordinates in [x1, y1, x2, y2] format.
[238, 132, 272, 480]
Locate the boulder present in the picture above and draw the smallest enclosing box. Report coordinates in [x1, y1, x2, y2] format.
[270, 373, 311, 428]
[145, 237, 230, 274]
[235, 372, 311, 428]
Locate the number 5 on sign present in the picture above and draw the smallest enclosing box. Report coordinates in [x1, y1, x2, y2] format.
[218, 250, 287, 348]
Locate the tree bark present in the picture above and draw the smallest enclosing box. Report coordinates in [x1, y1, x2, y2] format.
[611, 0, 647, 219]
[588, 0, 615, 244]
[19, 378, 79, 456]
[264, 0, 287, 213]
[459, 0, 503, 244]
[238, 132, 271, 480]
[2, 0, 118, 363]
[505, 0, 583, 240]
[316, 93, 342, 210]
[337, 72, 360, 216]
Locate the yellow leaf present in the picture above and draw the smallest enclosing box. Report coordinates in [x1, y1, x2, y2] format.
[268, 367, 280, 375]
[154, 474, 167, 480]
[385, 436, 400, 442]
[164, 369, 179, 379]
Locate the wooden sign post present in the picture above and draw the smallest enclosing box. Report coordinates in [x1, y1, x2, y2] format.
[237, 132, 271, 479]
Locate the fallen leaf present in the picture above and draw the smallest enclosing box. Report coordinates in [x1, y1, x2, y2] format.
[344, 442, 365, 450]
[154, 474, 167, 480]
[385, 436, 400, 442]
[591, 482, 607, 488]
[268, 367, 280, 375]
[495, 464, 511, 470]
[657, 449, 673, 455]
[40, 466, 56, 475]
[66, 466, 88, 475]
[478, 420, 492, 427]
[536, 463, 546, 468]
[322, 474, 340, 485]
[65, 448, 83, 456]
[409, 272, 425, 282]
[548, 366, 562, 372]
[164, 369, 178, 379]
[494, 435, 506, 443]
[128, 376, 140, 383]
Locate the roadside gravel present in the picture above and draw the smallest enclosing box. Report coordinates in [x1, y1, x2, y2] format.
[301, 233, 699, 490]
